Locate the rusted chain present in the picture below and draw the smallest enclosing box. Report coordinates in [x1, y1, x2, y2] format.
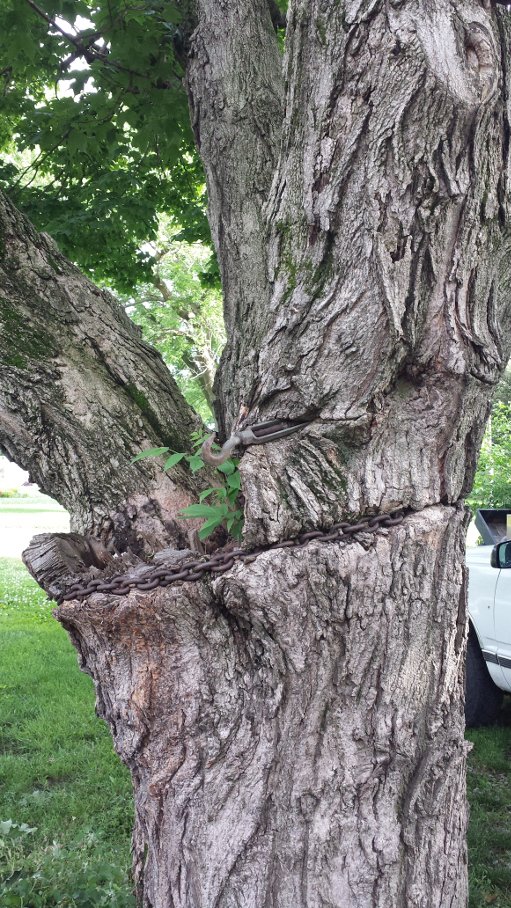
[56, 509, 407, 605]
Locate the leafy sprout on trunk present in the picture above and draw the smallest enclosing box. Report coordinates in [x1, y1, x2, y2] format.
[131, 431, 243, 541]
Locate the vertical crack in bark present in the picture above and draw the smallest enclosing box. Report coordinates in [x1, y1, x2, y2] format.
[226, 0, 511, 546]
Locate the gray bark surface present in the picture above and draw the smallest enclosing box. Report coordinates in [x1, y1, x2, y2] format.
[5, 2, 511, 908]
[230, 0, 511, 545]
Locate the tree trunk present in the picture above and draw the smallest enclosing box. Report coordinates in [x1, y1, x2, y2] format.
[185, 0, 284, 433]
[9, 2, 511, 907]
[55, 505, 469, 908]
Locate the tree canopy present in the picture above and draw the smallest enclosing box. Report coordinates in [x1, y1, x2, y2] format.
[0, 0, 213, 290]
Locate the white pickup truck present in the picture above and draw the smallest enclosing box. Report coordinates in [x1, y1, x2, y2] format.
[466, 509, 511, 726]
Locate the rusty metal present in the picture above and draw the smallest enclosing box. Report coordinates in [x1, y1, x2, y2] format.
[203, 417, 312, 465]
[236, 417, 311, 445]
[56, 509, 407, 605]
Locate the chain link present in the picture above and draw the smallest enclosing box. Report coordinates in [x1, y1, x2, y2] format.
[56, 510, 406, 605]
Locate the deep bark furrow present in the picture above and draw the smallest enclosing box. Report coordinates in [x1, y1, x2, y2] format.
[234, 1, 511, 545]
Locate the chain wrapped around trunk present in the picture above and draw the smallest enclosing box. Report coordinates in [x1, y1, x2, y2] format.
[56, 510, 406, 605]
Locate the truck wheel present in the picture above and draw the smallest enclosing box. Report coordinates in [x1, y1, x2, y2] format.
[465, 631, 503, 728]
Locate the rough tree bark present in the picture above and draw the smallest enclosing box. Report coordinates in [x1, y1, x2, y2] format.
[57, 505, 468, 908]
[6, 1, 511, 907]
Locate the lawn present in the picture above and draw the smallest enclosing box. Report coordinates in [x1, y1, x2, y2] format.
[0, 558, 134, 908]
[467, 715, 511, 908]
[0, 495, 69, 560]
[0, 555, 510, 907]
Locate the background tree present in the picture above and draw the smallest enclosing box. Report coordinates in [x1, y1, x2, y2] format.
[464, 361, 511, 515]
[468, 399, 511, 512]
[1, 2, 511, 907]
[122, 224, 224, 421]
[0, 0, 212, 289]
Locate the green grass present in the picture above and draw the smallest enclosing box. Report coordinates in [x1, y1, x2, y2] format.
[0, 558, 134, 907]
[0, 495, 68, 525]
[1, 558, 511, 907]
[0, 495, 67, 514]
[467, 709, 511, 908]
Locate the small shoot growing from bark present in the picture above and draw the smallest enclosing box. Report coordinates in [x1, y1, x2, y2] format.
[131, 431, 244, 541]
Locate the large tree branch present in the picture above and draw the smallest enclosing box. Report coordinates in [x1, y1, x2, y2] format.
[185, 0, 284, 434]
[0, 192, 205, 554]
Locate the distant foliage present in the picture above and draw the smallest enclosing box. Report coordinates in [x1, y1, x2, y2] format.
[493, 369, 511, 408]
[0, 0, 210, 291]
[123, 226, 224, 421]
[468, 401, 511, 512]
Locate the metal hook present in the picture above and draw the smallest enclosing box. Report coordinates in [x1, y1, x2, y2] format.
[201, 418, 311, 465]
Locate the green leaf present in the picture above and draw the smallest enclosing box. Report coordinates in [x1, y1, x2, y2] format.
[217, 460, 235, 475]
[131, 446, 169, 463]
[226, 472, 241, 491]
[225, 511, 243, 540]
[179, 503, 227, 519]
[1, 893, 21, 907]
[199, 488, 214, 502]
[198, 517, 223, 540]
[191, 430, 210, 449]
[188, 454, 205, 473]
[164, 452, 185, 470]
